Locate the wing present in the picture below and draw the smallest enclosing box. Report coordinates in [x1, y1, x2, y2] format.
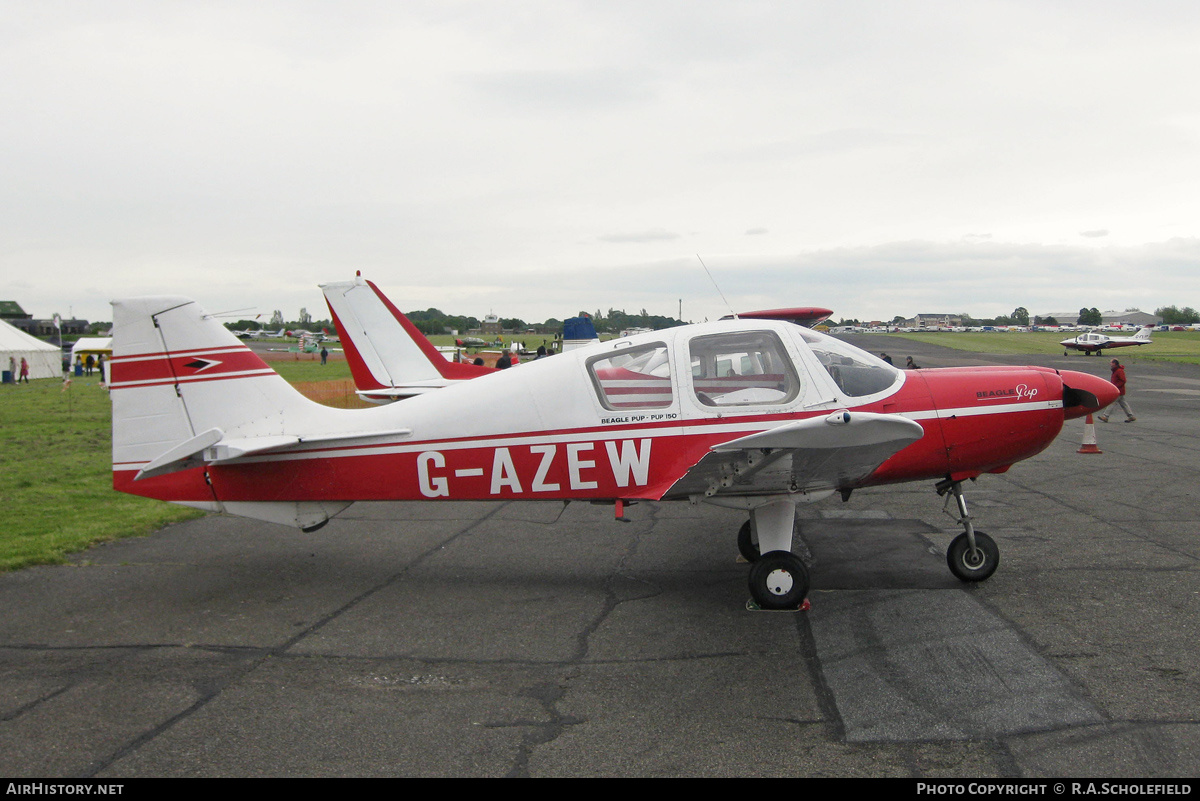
[661, 411, 924, 500]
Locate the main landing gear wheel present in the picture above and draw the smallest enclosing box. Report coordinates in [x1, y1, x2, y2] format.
[737, 520, 760, 562]
[946, 531, 1000, 582]
[748, 550, 809, 610]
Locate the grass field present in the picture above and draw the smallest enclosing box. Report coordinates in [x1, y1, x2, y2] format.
[0, 377, 207, 571]
[883, 330, 1200, 364]
[0, 355, 364, 572]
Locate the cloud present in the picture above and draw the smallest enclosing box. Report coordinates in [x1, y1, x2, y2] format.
[598, 229, 681, 244]
[1, 4, 1198, 330]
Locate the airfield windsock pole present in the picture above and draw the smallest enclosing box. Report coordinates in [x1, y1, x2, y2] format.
[1078, 414, 1102, 454]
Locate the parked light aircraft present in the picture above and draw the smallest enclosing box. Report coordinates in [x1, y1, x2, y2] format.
[321, 274, 493, 402]
[247, 327, 291, 339]
[1061, 326, 1153, 355]
[110, 293, 1119, 609]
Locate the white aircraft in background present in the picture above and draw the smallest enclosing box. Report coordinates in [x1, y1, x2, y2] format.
[320, 273, 493, 402]
[1060, 326, 1153, 356]
[243, 327, 292, 339]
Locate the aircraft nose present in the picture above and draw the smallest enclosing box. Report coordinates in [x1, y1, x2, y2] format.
[1060, 370, 1119, 419]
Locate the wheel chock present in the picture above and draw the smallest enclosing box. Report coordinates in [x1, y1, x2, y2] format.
[745, 597, 810, 612]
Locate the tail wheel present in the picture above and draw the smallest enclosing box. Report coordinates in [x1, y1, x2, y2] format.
[737, 520, 760, 562]
[946, 531, 1000, 582]
[748, 551, 809, 610]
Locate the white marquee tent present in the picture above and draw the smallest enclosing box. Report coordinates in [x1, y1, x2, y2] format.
[1, 319, 62, 381]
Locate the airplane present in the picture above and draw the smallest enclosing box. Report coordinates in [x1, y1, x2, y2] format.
[266, 332, 336, 354]
[109, 291, 1121, 610]
[1061, 326, 1153, 356]
[455, 335, 491, 348]
[321, 274, 494, 402]
[233, 328, 278, 339]
[244, 327, 291, 340]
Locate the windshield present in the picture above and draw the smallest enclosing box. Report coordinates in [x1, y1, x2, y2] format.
[796, 328, 902, 397]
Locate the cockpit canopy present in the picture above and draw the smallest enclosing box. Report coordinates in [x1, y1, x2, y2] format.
[585, 321, 902, 412]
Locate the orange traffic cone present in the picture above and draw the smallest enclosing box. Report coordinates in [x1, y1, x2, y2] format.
[1078, 414, 1103, 454]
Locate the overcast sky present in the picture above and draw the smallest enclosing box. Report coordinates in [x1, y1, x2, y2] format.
[3, 1, 1198, 327]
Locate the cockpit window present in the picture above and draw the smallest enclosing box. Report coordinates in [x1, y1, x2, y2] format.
[796, 328, 901, 397]
[687, 331, 801, 406]
[588, 343, 673, 410]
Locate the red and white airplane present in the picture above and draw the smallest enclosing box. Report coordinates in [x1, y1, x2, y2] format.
[320, 274, 494, 402]
[1061, 326, 1153, 355]
[109, 293, 1118, 609]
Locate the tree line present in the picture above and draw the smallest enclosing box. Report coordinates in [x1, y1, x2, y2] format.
[224, 306, 687, 337]
[836, 304, 1200, 328]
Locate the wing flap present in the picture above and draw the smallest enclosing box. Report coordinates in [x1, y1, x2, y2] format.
[666, 411, 924, 499]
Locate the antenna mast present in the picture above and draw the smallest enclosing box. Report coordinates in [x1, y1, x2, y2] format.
[697, 255, 736, 319]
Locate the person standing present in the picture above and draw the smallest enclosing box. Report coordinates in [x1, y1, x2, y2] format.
[1098, 358, 1136, 422]
[19, 357, 29, 383]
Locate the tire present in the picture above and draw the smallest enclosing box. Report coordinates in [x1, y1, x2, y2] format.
[748, 550, 809, 610]
[737, 520, 760, 562]
[946, 531, 1000, 582]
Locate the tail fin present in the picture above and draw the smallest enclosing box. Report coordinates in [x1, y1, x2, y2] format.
[1134, 326, 1154, 341]
[320, 273, 493, 402]
[109, 296, 357, 529]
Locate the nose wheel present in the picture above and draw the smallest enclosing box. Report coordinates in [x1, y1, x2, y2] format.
[937, 479, 1001, 583]
[946, 530, 999, 581]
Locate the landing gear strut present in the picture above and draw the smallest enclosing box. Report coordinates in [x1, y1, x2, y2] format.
[739, 498, 810, 609]
[936, 479, 1000, 582]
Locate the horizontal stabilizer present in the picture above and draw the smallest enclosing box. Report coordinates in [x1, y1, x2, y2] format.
[135, 427, 225, 480]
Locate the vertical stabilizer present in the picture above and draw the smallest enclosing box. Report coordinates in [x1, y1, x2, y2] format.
[109, 296, 352, 527]
[320, 273, 493, 401]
